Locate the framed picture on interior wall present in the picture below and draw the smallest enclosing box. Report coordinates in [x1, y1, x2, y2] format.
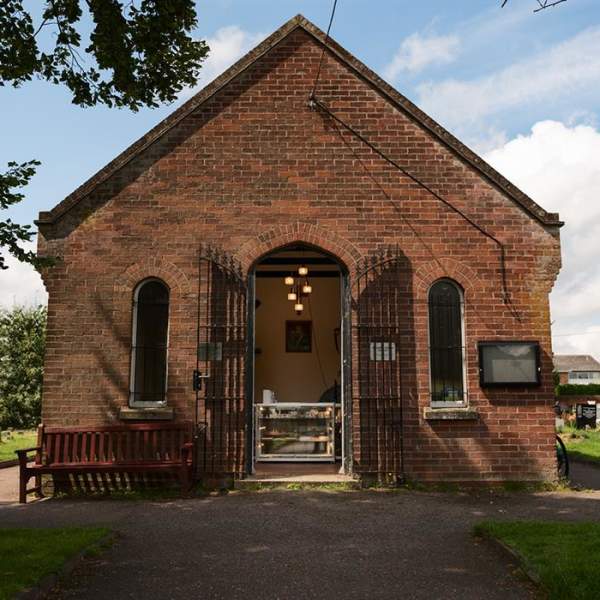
[286, 320, 312, 353]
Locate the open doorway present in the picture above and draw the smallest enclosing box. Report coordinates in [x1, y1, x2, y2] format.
[250, 244, 345, 476]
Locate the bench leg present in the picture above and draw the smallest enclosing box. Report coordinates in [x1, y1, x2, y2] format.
[19, 470, 30, 504]
[180, 465, 192, 495]
[35, 473, 44, 498]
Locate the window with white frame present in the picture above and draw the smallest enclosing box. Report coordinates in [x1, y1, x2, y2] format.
[428, 279, 466, 406]
[130, 279, 169, 406]
[568, 371, 600, 384]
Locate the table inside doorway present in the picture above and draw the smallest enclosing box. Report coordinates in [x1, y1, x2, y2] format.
[255, 403, 340, 462]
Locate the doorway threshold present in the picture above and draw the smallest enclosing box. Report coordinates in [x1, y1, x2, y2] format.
[244, 462, 355, 483]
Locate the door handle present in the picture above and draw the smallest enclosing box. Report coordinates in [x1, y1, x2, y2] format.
[193, 370, 210, 391]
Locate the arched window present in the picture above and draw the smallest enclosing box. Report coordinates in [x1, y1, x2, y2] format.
[130, 279, 169, 406]
[428, 279, 466, 406]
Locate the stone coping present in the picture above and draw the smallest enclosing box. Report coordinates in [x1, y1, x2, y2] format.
[119, 407, 174, 421]
[423, 407, 479, 421]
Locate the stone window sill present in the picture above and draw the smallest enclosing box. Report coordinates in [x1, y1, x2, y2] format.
[119, 407, 174, 421]
[423, 407, 479, 421]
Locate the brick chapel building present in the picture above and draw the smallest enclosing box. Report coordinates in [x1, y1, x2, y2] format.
[36, 16, 562, 484]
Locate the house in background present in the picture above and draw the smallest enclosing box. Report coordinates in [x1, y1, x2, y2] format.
[553, 355, 600, 385]
[35, 15, 562, 485]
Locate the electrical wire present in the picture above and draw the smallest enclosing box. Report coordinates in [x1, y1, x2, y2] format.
[308, 96, 521, 321]
[310, 0, 339, 99]
[553, 331, 600, 337]
[328, 115, 445, 272]
[306, 290, 331, 391]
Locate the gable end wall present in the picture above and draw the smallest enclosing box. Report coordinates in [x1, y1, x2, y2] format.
[37, 28, 561, 482]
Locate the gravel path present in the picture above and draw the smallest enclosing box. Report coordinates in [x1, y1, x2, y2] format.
[3, 489, 600, 599]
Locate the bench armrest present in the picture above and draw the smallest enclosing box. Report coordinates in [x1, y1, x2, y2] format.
[15, 446, 42, 456]
[16, 446, 42, 468]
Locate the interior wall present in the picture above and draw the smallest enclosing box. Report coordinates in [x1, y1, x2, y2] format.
[254, 277, 341, 404]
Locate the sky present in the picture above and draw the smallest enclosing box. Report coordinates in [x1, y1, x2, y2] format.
[1, 0, 600, 358]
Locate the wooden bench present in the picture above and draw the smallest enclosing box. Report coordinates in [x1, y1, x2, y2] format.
[16, 423, 194, 503]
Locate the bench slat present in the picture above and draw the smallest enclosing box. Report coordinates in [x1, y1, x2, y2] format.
[53, 432, 62, 464]
[81, 431, 88, 463]
[98, 431, 105, 463]
[63, 432, 70, 464]
[44, 423, 191, 433]
[90, 431, 97, 462]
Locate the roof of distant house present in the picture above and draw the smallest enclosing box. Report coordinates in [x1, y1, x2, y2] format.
[553, 354, 600, 373]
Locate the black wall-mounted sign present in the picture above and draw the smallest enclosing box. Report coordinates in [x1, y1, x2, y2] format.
[576, 403, 597, 429]
[479, 341, 541, 387]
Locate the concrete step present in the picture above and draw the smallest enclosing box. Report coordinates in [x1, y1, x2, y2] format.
[236, 472, 359, 490]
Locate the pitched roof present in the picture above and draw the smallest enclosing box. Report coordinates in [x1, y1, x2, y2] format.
[553, 355, 600, 373]
[36, 14, 562, 228]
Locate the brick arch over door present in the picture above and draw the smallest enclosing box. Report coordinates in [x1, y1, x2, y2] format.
[233, 222, 363, 274]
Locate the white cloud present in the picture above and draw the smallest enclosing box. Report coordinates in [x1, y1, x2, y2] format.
[383, 32, 460, 80]
[0, 241, 47, 308]
[552, 326, 600, 356]
[484, 120, 600, 358]
[418, 26, 600, 134]
[180, 26, 266, 99]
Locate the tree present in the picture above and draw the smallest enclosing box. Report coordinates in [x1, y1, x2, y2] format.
[501, 0, 568, 12]
[0, 305, 47, 428]
[0, 0, 208, 269]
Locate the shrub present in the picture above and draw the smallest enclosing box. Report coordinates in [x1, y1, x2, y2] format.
[0, 305, 46, 428]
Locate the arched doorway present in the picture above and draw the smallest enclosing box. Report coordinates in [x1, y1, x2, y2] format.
[246, 243, 351, 476]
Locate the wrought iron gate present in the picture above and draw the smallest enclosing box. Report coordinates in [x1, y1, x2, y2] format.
[351, 248, 406, 479]
[195, 246, 247, 475]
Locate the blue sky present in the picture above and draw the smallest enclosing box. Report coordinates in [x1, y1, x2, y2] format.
[2, 0, 600, 356]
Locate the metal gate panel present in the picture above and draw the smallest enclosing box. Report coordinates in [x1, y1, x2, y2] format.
[351, 248, 405, 478]
[196, 246, 247, 475]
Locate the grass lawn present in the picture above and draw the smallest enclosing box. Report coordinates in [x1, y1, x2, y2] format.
[0, 430, 38, 463]
[0, 527, 110, 600]
[475, 521, 600, 600]
[559, 426, 600, 464]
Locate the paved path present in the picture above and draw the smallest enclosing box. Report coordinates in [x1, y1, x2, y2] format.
[570, 460, 600, 490]
[2, 490, 600, 599]
[0, 465, 19, 504]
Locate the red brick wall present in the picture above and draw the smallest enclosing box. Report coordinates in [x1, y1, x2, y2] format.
[37, 29, 561, 482]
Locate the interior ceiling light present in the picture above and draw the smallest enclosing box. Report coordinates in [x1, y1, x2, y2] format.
[288, 289, 297, 301]
[298, 265, 308, 276]
[302, 283, 312, 294]
[284, 275, 294, 286]
[294, 302, 304, 315]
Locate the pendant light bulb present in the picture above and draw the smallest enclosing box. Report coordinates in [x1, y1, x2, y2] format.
[288, 290, 297, 301]
[302, 283, 312, 294]
[284, 275, 294, 286]
[298, 265, 308, 277]
[294, 302, 304, 314]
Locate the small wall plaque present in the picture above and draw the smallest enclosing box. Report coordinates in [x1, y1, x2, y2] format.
[369, 341, 396, 361]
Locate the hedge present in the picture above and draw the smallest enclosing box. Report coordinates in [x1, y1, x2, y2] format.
[556, 383, 600, 397]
